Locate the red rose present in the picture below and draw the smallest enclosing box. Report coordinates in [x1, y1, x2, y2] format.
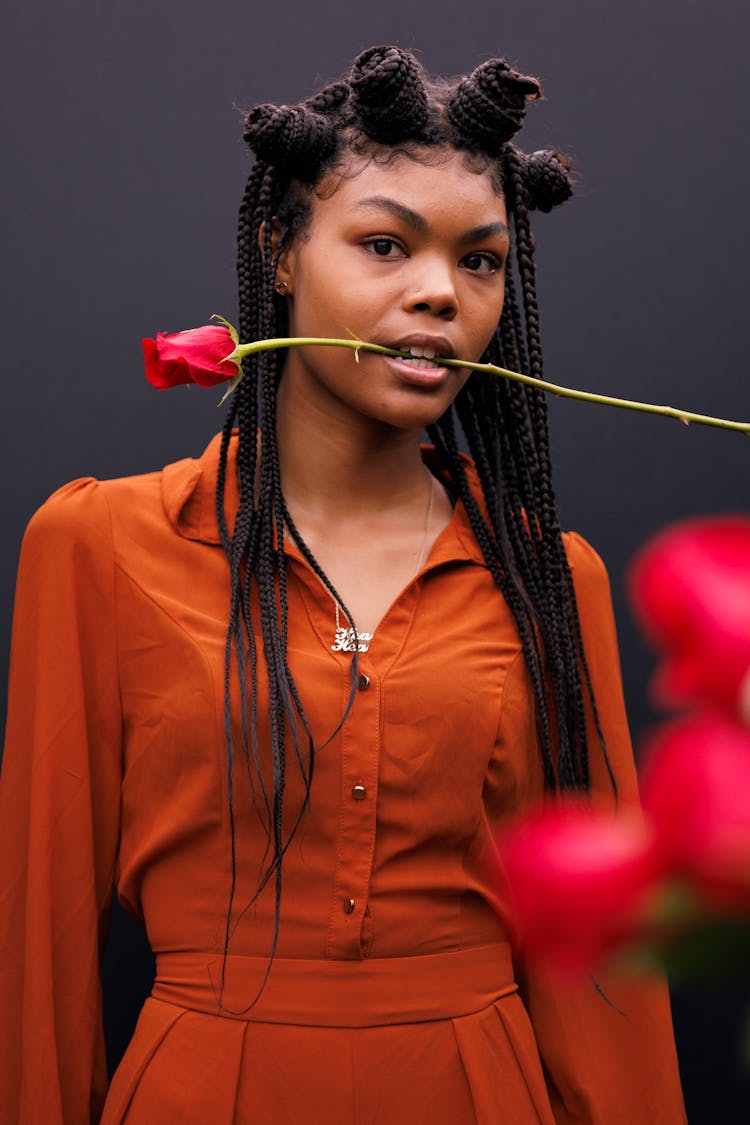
[641, 716, 750, 910]
[142, 324, 240, 389]
[628, 517, 750, 723]
[494, 802, 664, 978]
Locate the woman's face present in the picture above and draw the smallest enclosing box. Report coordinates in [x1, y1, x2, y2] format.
[276, 148, 510, 433]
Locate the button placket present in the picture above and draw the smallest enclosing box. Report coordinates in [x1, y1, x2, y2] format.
[326, 663, 380, 956]
[313, 585, 426, 958]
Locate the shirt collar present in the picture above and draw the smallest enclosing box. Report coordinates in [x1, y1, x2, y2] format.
[161, 430, 486, 567]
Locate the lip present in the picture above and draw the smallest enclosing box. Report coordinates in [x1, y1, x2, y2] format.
[378, 332, 457, 390]
[383, 354, 451, 389]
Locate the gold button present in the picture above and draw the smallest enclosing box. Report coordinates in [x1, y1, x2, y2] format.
[352, 784, 367, 801]
[343, 898, 356, 914]
[358, 674, 370, 691]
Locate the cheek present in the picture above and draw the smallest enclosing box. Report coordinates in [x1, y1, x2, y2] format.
[292, 254, 368, 332]
[496, 276, 506, 322]
[487, 268, 506, 323]
[465, 299, 504, 358]
[476, 278, 506, 353]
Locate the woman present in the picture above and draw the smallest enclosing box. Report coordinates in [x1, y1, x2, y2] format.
[0, 46, 685, 1123]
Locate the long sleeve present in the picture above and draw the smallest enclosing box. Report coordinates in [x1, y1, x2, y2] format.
[512, 531, 687, 1123]
[0, 480, 123, 1124]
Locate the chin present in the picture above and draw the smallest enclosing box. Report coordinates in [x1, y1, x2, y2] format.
[368, 382, 462, 430]
[375, 404, 453, 432]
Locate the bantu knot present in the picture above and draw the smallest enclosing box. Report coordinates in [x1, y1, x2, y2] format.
[521, 150, 573, 212]
[446, 59, 542, 151]
[243, 102, 336, 182]
[350, 45, 429, 143]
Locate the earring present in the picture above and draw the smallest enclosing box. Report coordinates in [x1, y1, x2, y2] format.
[275, 279, 288, 294]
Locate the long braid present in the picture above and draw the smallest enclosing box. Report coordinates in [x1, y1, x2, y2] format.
[436, 406, 558, 789]
[505, 147, 611, 790]
[217, 152, 364, 1007]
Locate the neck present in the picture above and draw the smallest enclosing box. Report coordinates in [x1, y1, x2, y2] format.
[275, 373, 429, 519]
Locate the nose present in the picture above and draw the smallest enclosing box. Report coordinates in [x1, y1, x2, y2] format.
[403, 255, 458, 320]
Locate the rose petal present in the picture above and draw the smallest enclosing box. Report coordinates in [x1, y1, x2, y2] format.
[142, 324, 239, 390]
[628, 517, 750, 721]
[641, 716, 750, 910]
[494, 801, 664, 978]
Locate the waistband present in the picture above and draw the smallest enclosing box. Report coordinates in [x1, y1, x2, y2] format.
[151, 943, 517, 1027]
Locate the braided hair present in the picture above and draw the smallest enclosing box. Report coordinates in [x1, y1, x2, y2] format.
[217, 45, 612, 1004]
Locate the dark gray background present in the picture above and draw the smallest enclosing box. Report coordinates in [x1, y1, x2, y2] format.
[3, 0, 749, 1120]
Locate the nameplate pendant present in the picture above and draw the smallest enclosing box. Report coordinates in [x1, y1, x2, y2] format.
[331, 626, 373, 653]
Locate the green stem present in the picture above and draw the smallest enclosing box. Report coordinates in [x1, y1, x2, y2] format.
[224, 337, 750, 435]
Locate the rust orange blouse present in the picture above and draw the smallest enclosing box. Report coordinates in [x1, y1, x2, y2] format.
[0, 432, 685, 1123]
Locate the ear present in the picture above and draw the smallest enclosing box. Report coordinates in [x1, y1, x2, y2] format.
[258, 219, 297, 295]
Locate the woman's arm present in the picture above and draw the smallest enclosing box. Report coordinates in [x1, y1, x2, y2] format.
[0, 479, 123, 1124]
[511, 531, 687, 1124]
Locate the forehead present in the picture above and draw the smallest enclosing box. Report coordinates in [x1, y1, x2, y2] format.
[313, 149, 508, 229]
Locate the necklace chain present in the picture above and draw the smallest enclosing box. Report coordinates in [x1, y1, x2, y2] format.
[331, 472, 436, 654]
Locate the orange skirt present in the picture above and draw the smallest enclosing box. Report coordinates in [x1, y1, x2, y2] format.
[101, 945, 556, 1124]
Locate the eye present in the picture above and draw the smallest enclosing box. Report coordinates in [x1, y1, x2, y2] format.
[462, 252, 504, 276]
[362, 237, 405, 259]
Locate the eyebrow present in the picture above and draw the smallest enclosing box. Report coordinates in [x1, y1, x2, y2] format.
[460, 221, 510, 244]
[354, 196, 509, 242]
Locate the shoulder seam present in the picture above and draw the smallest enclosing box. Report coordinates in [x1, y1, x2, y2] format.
[95, 483, 126, 753]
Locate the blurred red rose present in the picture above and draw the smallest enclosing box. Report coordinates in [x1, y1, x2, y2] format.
[142, 325, 239, 389]
[628, 517, 750, 723]
[495, 802, 664, 978]
[641, 716, 750, 910]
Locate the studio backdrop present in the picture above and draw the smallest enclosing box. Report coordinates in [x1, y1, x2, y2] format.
[3, 2, 749, 1121]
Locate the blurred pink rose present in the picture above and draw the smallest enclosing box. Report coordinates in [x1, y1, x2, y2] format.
[628, 517, 750, 723]
[142, 324, 239, 389]
[495, 802, 664, 978]
[640, 716, 750, 910]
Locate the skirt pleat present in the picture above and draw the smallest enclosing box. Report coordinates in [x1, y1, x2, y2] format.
[452, 996, 556, 1124]
[102, 998, 558, 1124]
[102, 1000, 247, 1124]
